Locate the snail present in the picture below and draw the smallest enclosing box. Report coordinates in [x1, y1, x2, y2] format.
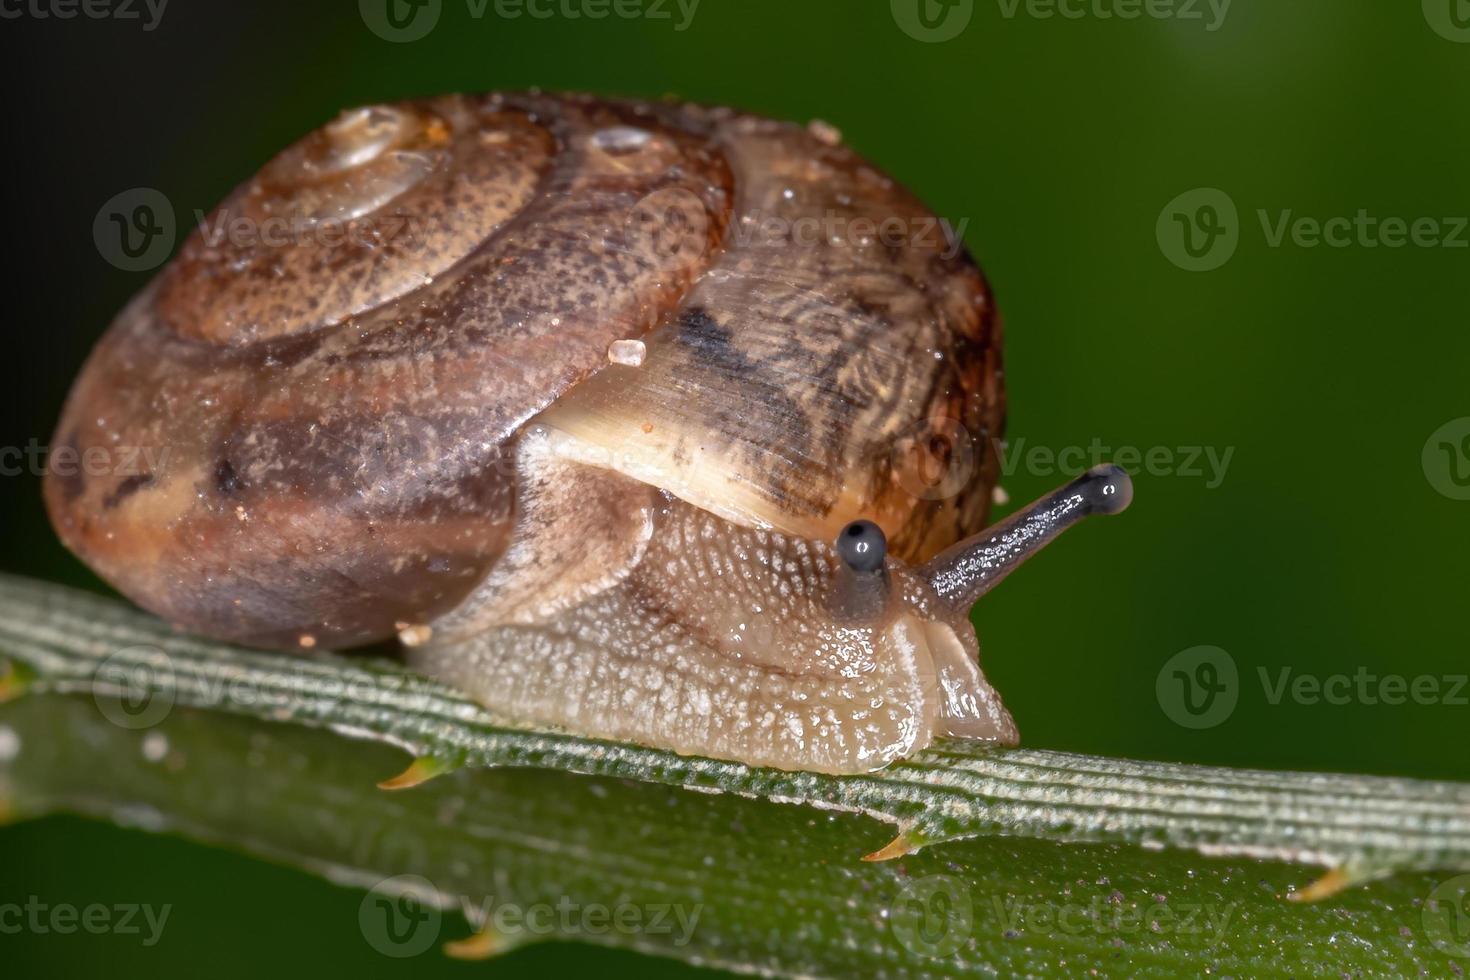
[44, 92, 1131, 774]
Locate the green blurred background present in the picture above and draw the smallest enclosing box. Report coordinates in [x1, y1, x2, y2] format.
[2, 0, 1468, 975]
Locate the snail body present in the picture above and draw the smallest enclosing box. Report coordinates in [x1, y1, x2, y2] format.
[45, 93, 1130, 774]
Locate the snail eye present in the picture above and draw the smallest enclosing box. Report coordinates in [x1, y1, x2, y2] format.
[836, 520, 887, 573]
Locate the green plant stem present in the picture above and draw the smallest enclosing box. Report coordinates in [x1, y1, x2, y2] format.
[2, 573, 1469, 976]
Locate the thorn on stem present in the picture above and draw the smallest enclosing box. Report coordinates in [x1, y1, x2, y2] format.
[443, 927, 520, 960]
[1287, 867, 1350, 903]
[863, 828, 920, 862]
[377, 755, 455, 791]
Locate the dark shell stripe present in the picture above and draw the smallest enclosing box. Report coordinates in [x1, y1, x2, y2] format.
[45, 92, 1001, 650]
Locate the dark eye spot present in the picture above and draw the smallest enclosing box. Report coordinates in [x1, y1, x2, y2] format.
[836, 520, 886, 573]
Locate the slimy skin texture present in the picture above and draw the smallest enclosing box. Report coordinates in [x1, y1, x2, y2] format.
[410, 427, 1129, 773]
[413, 426, 1017, 774]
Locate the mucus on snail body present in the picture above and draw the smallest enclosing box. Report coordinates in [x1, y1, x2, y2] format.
[45, 92, 1132, 774]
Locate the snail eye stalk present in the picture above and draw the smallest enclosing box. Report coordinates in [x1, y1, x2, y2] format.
[830, 520, 891, 624]
[921, 464, 1134, 613]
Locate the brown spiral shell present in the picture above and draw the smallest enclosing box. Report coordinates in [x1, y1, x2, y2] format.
[45, 92, 1004, 649]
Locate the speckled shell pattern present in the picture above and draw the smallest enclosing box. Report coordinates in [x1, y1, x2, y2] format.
[45, 92, 1004, 650]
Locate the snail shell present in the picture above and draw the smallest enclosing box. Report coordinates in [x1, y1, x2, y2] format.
[46, 92, 1002, 651]
[34, 92, 1150, 775]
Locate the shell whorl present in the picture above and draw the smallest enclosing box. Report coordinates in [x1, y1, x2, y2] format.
[45, 92, 1001, 650]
